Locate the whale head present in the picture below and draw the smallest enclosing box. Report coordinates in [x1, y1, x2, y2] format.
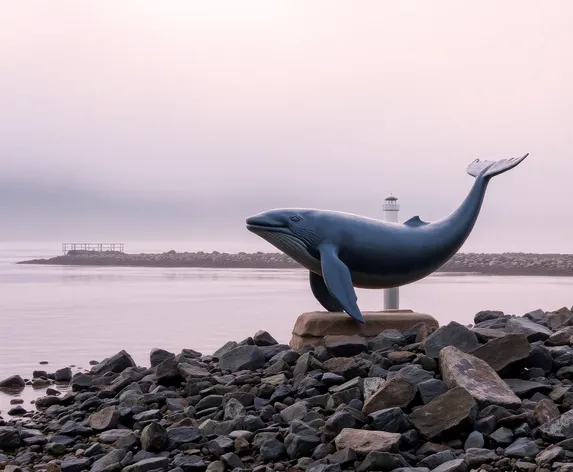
[246, 209, 321, 268]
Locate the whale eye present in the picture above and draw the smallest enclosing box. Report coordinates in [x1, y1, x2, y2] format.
[290, 215, 302, 223]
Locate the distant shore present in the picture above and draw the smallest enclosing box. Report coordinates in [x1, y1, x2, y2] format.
[16, 250, 573, 276]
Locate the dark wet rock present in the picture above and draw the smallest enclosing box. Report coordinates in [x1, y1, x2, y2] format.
[409, 387, 478, 439]
[440, 346, 521, 408]
[150, 348, 175, 367]
[71, 372, 92, 391]
[490, 427, 514, 446]
[0, 375, 25, 389]
[469, 333, 531, 374]
[260, 438, 286, 461]
[475, 310, 505, 324]
[356, 451, 404, 471]
[0, 427, 21, 449]
[418, 379, 448, 404]
[91, 349, 136, 374]
[506, 318, 552, 342]
[504, 378, 551, 397]
[219, 345, 266, 372]
[368, 407, 412, 433]
[7, 405, 27, 416]
[423, 321, 480, 358]
[253, 330, 278, 346]
[285, 432, 322, 459]
[141, 422, 168, 452]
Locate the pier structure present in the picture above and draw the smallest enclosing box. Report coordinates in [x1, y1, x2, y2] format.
[383, 194, 400, 309]
[62, 243, 124, 254]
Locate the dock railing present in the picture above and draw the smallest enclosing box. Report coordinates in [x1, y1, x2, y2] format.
[62, 243, 124, 254]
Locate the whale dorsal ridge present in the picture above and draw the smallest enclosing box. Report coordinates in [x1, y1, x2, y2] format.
[404, 216, 429, 227]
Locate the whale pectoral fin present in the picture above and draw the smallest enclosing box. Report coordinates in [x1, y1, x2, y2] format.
[319, 244, 364, 323]
[309, 271, 345, 312]
[404, 215, 429, 227]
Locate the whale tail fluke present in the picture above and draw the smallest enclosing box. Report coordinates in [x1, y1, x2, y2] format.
[467, 153, 529, 180]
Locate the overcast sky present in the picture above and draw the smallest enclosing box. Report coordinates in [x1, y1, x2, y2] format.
[0, 1, 571, 252]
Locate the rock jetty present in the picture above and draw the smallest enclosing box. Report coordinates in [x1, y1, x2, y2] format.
[17, 251, 573, 276]
[2, 306, 573, 471]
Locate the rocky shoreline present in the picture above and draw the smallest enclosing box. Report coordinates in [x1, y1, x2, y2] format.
[2, 306, 573, 471]
[16, 251, 573, 277]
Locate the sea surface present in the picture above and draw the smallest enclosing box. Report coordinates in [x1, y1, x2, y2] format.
[1, 241, 572, 414]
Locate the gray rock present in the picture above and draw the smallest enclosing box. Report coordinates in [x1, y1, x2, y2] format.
[280, 402, 308, 422]
[323, 410, 361, 440]
[219, 345, 266, 372]
[333, 429, 401, 455]
[535, 446, 564, 467]
[285, 433, 322, 459]
[253, 330, 278, 346]
[54, 367, 73, 382]
[150, 347, 175, 367]
[506, 318, 552, 342]
[141, 422, 168, 452]
[386, 364, 434, 385]
[539, 410, 573, 441]
[409, 387, 478, 439]
[463, 448, 499, 468]
[505, 437, 540, 458]
[221, 452, 244, 469]
[439, 346, 521, 408]
[172, 454, 206, 472]
[418, 379, 448, 404]
[368, 407, 411, 433]
[60, 458, 90, 472]
[357, 451, 403, 472]
[91, 449, 127, 472]
[418, 451, 456, 469]
[100, 429, 133, 443]
[504, 378, 551, 397]
[208, 436, 234, 458]
[71, 373, 92, 391]
[432, 459, 467, 472]
[60, 421, 93, 437]
[91, 349, 136, 374]
[363, 378, 386, 401]
[0, 375, 25, 389]
[167, 426, 202, 448]
[464, 431, 484, 450]
[547, 326, 573, 346]
[474, 310, 505, 324]
[469, 333, 531, 374]
[423, 321, 479, 358]
[122, 457, 169, 472]
[490, 426, 514, 446]
[224, 398, 246, 421]
[89, 405, 119, 431]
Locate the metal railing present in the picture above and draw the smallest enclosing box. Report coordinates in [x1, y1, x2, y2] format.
[62, 243, 124, 254]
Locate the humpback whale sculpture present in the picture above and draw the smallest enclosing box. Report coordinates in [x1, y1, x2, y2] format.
[246, 154, 528, 323]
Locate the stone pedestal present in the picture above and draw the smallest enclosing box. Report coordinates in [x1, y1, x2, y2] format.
[289, 309, 439, 350]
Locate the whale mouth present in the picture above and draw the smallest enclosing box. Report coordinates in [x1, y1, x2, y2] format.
[246, 215, 288, 233]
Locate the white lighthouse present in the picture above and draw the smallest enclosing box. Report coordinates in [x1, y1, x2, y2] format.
[383, 194, 400, 309]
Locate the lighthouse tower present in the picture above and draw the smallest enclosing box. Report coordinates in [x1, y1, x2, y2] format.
[383, 194, 400, 309]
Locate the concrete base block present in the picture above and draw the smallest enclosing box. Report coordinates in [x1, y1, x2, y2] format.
[289, 309, 439, 350]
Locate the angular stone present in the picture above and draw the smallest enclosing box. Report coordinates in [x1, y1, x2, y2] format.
[356, 451, 403, 472]
[334, 428, 401, 454]
[253, 330, 278, 346]
[122, 457, 169, 472]
[547, 327, 573, 346]
[535, 446, 564, 467]
[219, 345, 265, 372]
[141, 422, 168, 452]
[290, 310, 439, 349]
[504, 379, 552, 397]
[534, 399, 561, 426]
[505, 437, 540, 458]
[409, 387, 478, 439]
[539, 410, 573, 441]
[547, 307, 573, 330]
[362, 376, 416, 415]
[432, 459, 467, 472]
[464, 448, 499, 468]
[260, 438, 286, 461]
[91, 350, 136, 374]
[89, 406, 119, 431]
[418, 379, 448, 404]
[363, 378, 386, 401]
[471, 327, 508, 343]
[177, 363, 210, 380]
[368, 407, 411, 433]
[54, 367, 72, 382]
[61, 458, 90, 472]
[469, 334, 531, 373]
[150, 348, 175, 367]
[0, 427, 21, 449]
[386, 364, 434, 385]
[285, 433, 321, 459]
[506, 318, 552, 342]
[439, 346, 521, 408]
[422, 321, 479, 358]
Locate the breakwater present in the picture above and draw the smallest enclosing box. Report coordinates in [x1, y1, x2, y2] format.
[2, 306, 573, 471]
[17, 250, 573, 276]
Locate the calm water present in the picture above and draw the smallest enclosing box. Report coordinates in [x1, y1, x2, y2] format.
[1, 241, 572, 414]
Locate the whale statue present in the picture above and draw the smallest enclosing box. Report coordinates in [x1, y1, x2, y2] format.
[246, 154, 528, 323]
